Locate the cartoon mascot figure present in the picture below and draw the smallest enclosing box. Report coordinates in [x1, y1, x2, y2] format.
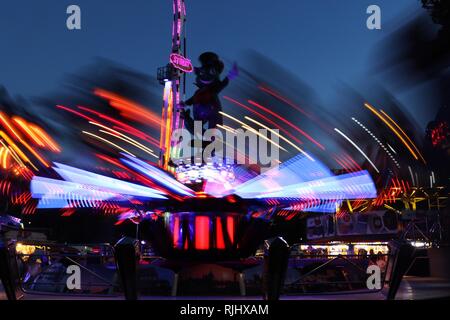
[180, 52, 238, 134]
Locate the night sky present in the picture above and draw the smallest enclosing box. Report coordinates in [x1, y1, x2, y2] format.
[0, 1, 429, 124]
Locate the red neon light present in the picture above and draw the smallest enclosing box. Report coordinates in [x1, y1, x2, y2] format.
[227, 216, 234, 244]
[195, 216, 210, 250]
[216, 217, 225, 249]
[173, 216, 180, 248]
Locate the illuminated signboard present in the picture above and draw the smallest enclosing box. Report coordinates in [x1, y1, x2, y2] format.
[170, 53, 193, 73]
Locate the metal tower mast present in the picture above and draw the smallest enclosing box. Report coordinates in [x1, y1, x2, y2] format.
[157, 0, 192, 170]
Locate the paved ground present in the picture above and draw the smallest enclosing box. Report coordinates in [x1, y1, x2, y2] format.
[1, 276, 449, 300]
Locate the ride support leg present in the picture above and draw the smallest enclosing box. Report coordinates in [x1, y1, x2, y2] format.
[262, 237, 290, 301]
[387, 240, 415, 300]
[114, 237, 140, 300]
[0, 240, 16, 300]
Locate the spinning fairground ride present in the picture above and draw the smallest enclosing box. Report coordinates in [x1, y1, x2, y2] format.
[0, 0, 432, 300]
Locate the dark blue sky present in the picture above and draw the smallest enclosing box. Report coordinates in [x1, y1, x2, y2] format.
[0, 1, 421, 117]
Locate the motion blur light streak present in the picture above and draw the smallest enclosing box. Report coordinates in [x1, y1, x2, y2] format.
[29, 124, 61, 153]
[94, 88, 161, 129]
[0, 112, 22, 140]
[247, 100, 325, 150]
[0, 130, 38, 171]
[13, 134, 50, 168]
[220, 111, 288, 153]
[98, 129, 158, 159]
[121, 155, 195, 197]
[0, 114, 50, 167]
[333, 154, 349, 172]
[0, 146, 9, 169]
[0, 140, 25, 169]
[78, 106, 160, 148]
[12, 117, 45, 147]
[379, 109, 426, 164]
[82, 131, 136, 157]
[160, 80, 174, 170]
[351, 117, 400, 168]
[223, 96, 304, 146]
[258, 85, 311, 118]
[94, 153, 173, 195]
[233, 154, 333, 198]
[364, 102, 420, 162]
[222, 125, 236, 133]
[341, 153, 363, 172]
[114, 126, 159, 147]
[240, 124, 288, 152]
[89, 121, 156, 155]
[220, 111, 246, 127]
[217, 124, 235, 134]
[53, 162, 167, 198]
[256, 170, 377, 200]
[31, 176, 118, 200]
[57, 105, 98, 123]
[387, 143, 397, 154]
[31, 162, 168, 210]
[245, 116, 312, 159]
[334, 128, 380, 174]
[337, 154, 356, 173]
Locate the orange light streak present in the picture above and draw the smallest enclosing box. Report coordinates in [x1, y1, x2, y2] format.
[94, 88, 161, 128]
[364, 103, 419, 161]
[0, 112, 22, 140]
[12, 117, 45, 147]
[0, 131, 38, 170]
[29, 125, 61, 153]
[379, 109, 426, 164]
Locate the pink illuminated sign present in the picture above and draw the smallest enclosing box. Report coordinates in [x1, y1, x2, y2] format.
[170, 53, 193, 73]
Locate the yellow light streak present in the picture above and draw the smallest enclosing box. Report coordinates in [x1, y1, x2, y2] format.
[220, 111, 247, 127]
[29, 125, 61, 152]
[245, 116, 313, 160]
[241, 124, 288, 152]
[0, 140, 26, 168]
[217, 124, 236, 134]
[82, 131, 136, 157]
[89, 121, 155, 154]
[99, 129, 158, 159]
[12, 117, 45, 147]
[0, 112, 22, 140]
[0, 131, 38, 170]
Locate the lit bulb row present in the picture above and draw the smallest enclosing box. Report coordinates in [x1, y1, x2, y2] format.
[352, 117, 400, 168]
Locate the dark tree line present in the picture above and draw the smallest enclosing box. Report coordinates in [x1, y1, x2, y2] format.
[422, 0, 450, 34]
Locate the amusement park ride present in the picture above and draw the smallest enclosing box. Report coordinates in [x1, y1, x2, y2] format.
[157, 0, 189, 171]
[1, 0, 449, 301]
